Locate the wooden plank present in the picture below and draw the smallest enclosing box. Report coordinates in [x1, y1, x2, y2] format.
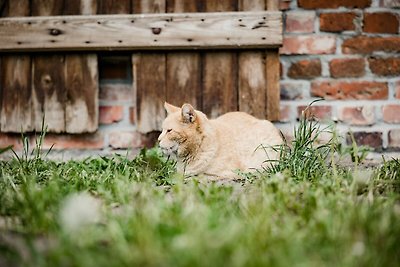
[238, 51, 266, 118]
[32, 55, 66, 132]
[238, 0, 266, 118]
[265, 0, 280, 121]
[65, 54, 98, 133]
[0, 11, 283, 52]
[64, 0, 97, 15]
[31, 1, 65, 132]
[0, 56, 33, 132]
[166, 0, 203, 13]
[166, 52, 201, 108]
[202, 0, 238, 118]
[30, 0, 99, 133]
[267, 0, 279, 10]
[31, 0, 63, 16]
[133, 0, 166, 133]
[0, 0, 32, 132]
[64, 0, 98, 133]
[203, 52, 238, 118]
[165, 0, 201, 108]
[265, 49, 280, 121]
[97, 0, 131, 14]
[132, 0, 166, 14]
[134, 53, 166, 133]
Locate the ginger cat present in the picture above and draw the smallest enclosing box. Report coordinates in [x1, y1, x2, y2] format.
[158, 103, 283, 179]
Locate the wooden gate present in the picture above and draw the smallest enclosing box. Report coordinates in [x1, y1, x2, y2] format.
[0, 0, 282, 134]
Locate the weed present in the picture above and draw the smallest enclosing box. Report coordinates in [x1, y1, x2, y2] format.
[262, 103, 336, 182]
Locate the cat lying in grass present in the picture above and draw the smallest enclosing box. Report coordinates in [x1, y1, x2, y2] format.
[158, 102, 283, 179]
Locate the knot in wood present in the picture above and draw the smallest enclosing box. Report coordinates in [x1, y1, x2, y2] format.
[151, 27, 162, 35]
[49, 28, 62, 36]
[41, 74, 52, 88]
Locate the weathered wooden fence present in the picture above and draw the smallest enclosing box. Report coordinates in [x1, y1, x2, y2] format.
[0, 0, 282, 134]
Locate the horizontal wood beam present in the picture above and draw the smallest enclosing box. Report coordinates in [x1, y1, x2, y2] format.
[0, 11, 282, 52]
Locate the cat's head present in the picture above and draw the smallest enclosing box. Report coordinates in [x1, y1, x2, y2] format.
[158, 102, 205, 159]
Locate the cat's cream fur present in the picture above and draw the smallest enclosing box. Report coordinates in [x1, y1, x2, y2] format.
[158, 102, 283, 179]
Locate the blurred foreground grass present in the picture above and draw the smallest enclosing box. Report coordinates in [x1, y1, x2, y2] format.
[0, 118, 399, 267]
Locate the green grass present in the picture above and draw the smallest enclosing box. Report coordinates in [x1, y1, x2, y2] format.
[0, 117, 399, 267]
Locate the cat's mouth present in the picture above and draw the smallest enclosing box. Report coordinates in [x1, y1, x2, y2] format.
[160, 144, 178, 157]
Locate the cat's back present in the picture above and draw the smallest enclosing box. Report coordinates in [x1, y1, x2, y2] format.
[208, 111, 282, 173]
[212, 111, 280, 139]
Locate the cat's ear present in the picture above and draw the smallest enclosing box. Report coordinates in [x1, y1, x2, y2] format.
[181, 104, 196, 123]
[164, 102, 179, 114]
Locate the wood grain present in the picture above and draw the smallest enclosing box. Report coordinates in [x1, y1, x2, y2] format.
[267, 0, 279, 11]
[265, 0, 280, 121]
[31, 0, 63, 16]
[97, 0, 131, 14]
[238, 51, 266, 118]
[32, 55, 66, 132]
[0, 56, 33, 132]
[202, 52, 238, 118]
[202, 0, 237, 118]
[0, 11, 282, 52]
[0, 0, 32, 132]
[166, 0, 201, 109]
[64, 0, 98, 133]
[65, 54, 98, 133]
[132, 0, 166, 14]
[265, 50, 280, 121]
[64, 0, 97, 15]
[133, 0, 167, 133]
[238, 0, 266, 118]
[31, 1, 65, 132]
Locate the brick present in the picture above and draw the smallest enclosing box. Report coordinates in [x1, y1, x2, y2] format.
[298, 0, 371, 9]
[338, 106, 375, 125]
[288, 59, 321, 79]
[363, 12, 399, 34]
[342, 36, 400, 54]
[0, 133, 23, 151]
[42, 133, 104, 150]
[383, 105, 400, 123]
[280, 105, 291, 122]
[396, 81, 400, 99]
[380, 0, 400, 7]
[297, 105, 332, 121]
[99, 56, 131, 81]
[280, 36, 336, 55]
[99, 84, 132, 102]
[280, 81, 307, 100]
[311, 81, 388, 100]
[368, 57, 400, 77]
[388, 129, 400, 148]
[99, 106, 124, 124]
[329, 58, 365, 78]
[346, 132, 382, 149]
[285, 11, 315, 33]
[320, 12, 357, 32]
[109, 131, 143, 149]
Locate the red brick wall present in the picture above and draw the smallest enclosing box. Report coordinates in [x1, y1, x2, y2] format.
[279, 0, 400, 152]
[1, 0, 400, 156]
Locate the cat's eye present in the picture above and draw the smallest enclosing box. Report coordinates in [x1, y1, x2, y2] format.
[166, 129, 172, 133]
